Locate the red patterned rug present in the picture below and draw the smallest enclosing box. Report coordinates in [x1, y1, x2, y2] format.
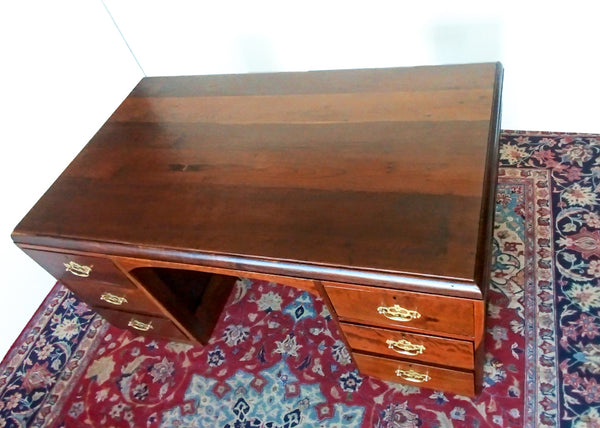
[1, 131, 599, 427]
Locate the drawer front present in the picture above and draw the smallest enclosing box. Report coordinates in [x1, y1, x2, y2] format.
[22, 249, 134, 289]
[341, 323, 474, 370]
[353, 352, 475, 397]
[323, 281, 475, 337]
[95, 307, 188, 342]
[68, 282, 164, 316]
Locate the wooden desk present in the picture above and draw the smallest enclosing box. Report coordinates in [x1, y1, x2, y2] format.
[12, 63, 503, 396]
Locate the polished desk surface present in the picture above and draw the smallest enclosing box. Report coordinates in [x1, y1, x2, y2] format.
[13, 63, 503, 299]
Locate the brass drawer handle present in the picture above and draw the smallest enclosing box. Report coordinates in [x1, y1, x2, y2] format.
[63, 261, 92, 277]
[100, 292, 128, 306]
[128, 319, 153, 332]
[395, 368, 431, 383]
[377, 304, 421, 322]
[386, 339, 425, 356]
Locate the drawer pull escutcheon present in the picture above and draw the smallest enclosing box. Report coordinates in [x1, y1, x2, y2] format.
[128, 319, 153, 332]
[100, 292, 128, 306]
[377, 305, 421, 322]
[386, 339, 426, 356]
[395, 368, 431, 383]
[63, 261, 92, 277]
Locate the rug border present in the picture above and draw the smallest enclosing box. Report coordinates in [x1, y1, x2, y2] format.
[502, 130, 600, 138]
[0, 282, 64, 369]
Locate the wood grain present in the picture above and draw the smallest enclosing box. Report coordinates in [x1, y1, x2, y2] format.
[128, 64, 499, 97]
[22, 248, 135, 289]
[341, 322, 474, 369]
[352, 352, 475, 396]
[12, 63, 503, 395]
[63, 282, 164, 316]
[324, 281, 475, 338]
[13, 63, 502, 298]
[94, 307, 189, 342]
[112, 90, 493, 124]
[114, 256, 321, 297]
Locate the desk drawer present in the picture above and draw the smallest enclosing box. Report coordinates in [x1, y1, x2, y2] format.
[323, 281, 475, 337]
[23, 249, 134, 289]
[68, 282, 163, 316]
[341, 323, 474, 370]
[353, 352, 475, 396]
[95, 307, 188, 342]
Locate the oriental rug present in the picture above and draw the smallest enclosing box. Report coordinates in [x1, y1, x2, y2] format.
[1, 131, 600, 427]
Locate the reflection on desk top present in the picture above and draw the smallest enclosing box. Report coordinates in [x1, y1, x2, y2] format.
[13, 63, 503, 299]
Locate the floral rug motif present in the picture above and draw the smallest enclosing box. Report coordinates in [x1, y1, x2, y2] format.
[499, 131, 600, 426]
[1, 131, 599, 427]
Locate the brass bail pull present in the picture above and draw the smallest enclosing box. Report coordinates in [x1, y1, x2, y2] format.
[128, 319, 153, 332]
[100, 292, 128, 306]
[395, 368, 431, 383]
[377, 304, 421, 322]
[64, 261, 92, 277]
[386, 339, 426, 356]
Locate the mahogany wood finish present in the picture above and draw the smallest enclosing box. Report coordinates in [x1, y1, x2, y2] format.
[324, 281, 476, 338]
[352, 352, 476, 397]
[22, 249, 135, 289]
[95, 307, 189, 342]
[12, 63, 503, 396]
[341, 323, 474, 370]
[59, 281, 163, 316]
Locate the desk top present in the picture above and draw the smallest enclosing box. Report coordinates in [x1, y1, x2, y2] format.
[13, 63, 503, 298]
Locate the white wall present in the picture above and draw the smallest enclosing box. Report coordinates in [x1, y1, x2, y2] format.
[0, 1, 142, 358]
[104, 0, 600, 133]
[1, 0, 598, 359]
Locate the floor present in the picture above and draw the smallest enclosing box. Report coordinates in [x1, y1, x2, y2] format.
[1, 0, 599, 359]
